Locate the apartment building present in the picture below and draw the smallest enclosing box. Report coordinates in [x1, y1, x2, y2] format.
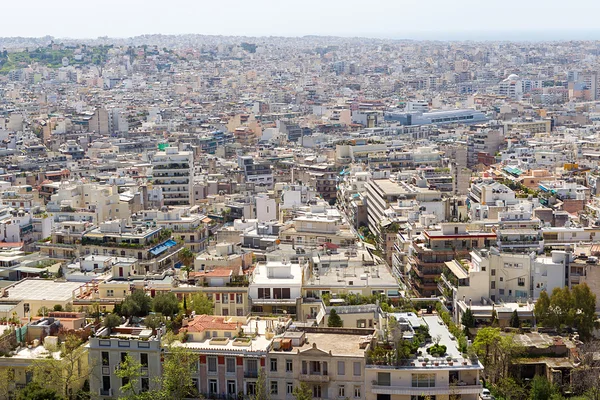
[249, 258, 308, 317]
[80, 219, 182, 274]
[88, 325, 162, 399]
[139, 207, 209, 252]
[407, 224, 495, 297]
[268, 329, 369, 400]
[366, 314, 483, 400]
[152, 146, 194, 206]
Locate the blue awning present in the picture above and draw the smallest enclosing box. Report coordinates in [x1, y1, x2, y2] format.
[149, 239, 177, 256]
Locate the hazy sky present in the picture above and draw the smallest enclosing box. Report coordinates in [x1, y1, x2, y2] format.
[3, 0, 600, 40]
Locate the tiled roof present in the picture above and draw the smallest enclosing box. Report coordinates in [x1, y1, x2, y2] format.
[186, 315, 239, 332]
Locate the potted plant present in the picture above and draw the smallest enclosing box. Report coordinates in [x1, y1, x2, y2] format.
[423, 358, 429, 366]
[447, 356, 453, 366]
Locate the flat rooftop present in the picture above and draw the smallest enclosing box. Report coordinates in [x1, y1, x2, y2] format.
[286, 332, 370, 357]
[4, 279, 83, 302]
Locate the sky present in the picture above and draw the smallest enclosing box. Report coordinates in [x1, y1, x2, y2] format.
[2, 0, 600, 40]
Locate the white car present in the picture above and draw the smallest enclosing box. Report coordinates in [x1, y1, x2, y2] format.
[480, 389, 495, 400]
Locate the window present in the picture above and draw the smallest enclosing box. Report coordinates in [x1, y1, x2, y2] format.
[500, 277, 504, 282]
[102, 376, 111, 391]
[102, 352, 109, 366]
[338, 385, 345, 398]
[354, 386, 361, 398]
[412, 373, 435, 388]
[499, 289, 505, 295]
[226, 357, 236, 374]
[228, 380, 236, 395]
[258, 288, 271, 299]
[247, 382, 257, 396]
[208, 357, 217, 373]
[270, 358, 278, 372]
[357, 319, 366, 328]
[491, 269, 496, 276]
[236, 294, 244, 304]
[140, 353, 148, 367]
[491, 281, 496, 289]
[377, 372, 391, 386]
[286, 359, 293, 372]
[121, 352, 127, 363]
[287, 383, 294, 395]
[107, 289, 114, 297]
[209, 379, 218, 394]
[271, 381, 278, 395]
[518, 277, 525, 286]
[141, 378, 149, 392]
[223, 293, 229, 304]
[353, 362, 361, 376]
[313, 385, 322, 398]
[337, 361, 345, 376]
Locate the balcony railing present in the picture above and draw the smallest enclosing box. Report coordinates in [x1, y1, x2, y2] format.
[299, 374, 330, 383]
[371, 384, 483, 396]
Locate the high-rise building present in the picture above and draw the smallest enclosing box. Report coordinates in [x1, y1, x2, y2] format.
[152, 146, 193, 206]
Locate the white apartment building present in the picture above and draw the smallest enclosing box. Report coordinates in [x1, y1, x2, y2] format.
[152, 146, 193, 206]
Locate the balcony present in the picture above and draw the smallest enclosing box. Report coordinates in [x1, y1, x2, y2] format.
[299, 374, 330, 383]
[244, 370, 259, 378]
[371, 384, 483, 396]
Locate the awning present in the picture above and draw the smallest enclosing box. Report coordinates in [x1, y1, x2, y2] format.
[149, 239, 177, 256]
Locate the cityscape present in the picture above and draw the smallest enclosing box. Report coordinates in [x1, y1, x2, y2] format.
[2, 10, 600, 400]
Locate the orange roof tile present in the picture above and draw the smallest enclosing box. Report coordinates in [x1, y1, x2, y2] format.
[186, 315, 239, 333]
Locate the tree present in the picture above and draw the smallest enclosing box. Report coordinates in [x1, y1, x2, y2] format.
[548, 286, 573, 328]
[17, 383, 63, 400]
[189, 292, 213, 315]
[292, 383, 312, 400]
[253, 368, 269, 400]
[529, 375, 558, 400]
[534, 290, 550, 325]
[103, 313, 122, 330]
[327, 309, 343, 327]
[510, 310, 521, 328]
[160, 346, 199, 400]
[152, 293, 179, 317]
[120, 290, 152, 319]
[461, 308, 475, 329]
[115, 354, 143, 399]
[37, 306, 51, 317]
[571, 283, 597, 340]
[472, 327, 523, 385]
[144, 314, 163, 332]
[494, 377, 527, 400]
[178, 247, 195, 271]
[28, 334, 91, 399]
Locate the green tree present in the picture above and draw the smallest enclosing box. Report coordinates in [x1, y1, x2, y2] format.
[103, 313, 122, 330]
[472, 327, 523, 384]
[144, 314, 163, 332]
[292, 383, 312, 400]
[115, 354, 143, 398]
[494, 377, 527, 400]
[17, 383, 63, 400]
[28, 334, 91, 399]
[327, 309, 343, 327]
[571, 283, 597, 340]
[120, 290, 152, 319]
[529, 375, 557, 400]
[549, 286, 573, 328]
[152, 292, 180, 317]
[178, 247, 195, 271]
[510, 310, 521, 328]
[189, 292, 214, 315]
[534, 290, 550, 326]
[461, 308, 475, 328]
[160, 346, 199, 400]
[253, 369, 269, 400]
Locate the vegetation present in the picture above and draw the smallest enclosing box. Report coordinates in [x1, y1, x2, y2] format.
[152, 292, 180, 317]
[120, 290, 152, 319]
[436, 303, 468, 352]
[292, 383, 312, 400]
[461, 308, 475, 329]
[188, 292, 214, 315]
[534, 284, 596, 340]
[252, 369, 269, 400]
[510, 310, 521, 328]
[472, 327, 523, 385]
[327, 309, 343, 327]
[103, 313, 122, 329]
[16, 383, 63, 400]
[28, 334, 91, 399]
[427, 343, 447, 357]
